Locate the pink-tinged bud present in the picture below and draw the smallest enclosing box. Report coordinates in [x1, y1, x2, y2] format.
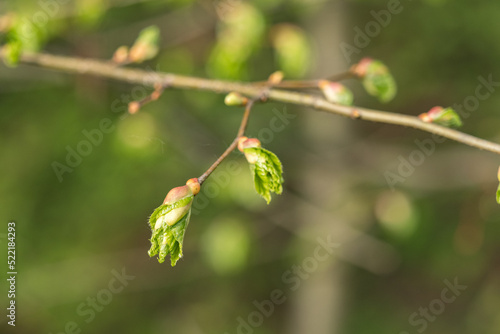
[418, 106, 462, 127]
[128, 101, 140, 114]
[164, 185, 193, 204]
[237, 136, 248, 152]
[186, 178, 200, 195]
[112, 46, 129, 64]
[237, 137, 261, 152]
[268, 71, 284, 85]
[352, 57, 374, 77]
[427, 106, 444, 118]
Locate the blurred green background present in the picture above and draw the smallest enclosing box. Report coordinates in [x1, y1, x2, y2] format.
[1, 0, 500, 333]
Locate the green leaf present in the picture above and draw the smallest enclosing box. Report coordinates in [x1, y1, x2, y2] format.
[148, 195, 193, 266]
[244, 147, 284, 204]
[496, 183, 500, 204]
[362, 61, 397, 103]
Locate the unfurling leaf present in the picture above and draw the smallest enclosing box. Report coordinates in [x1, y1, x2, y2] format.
[148, 178, 200, 266]
[207, 3, 265, 79]
[129, 26, 160, 63]
[353, 58, 397, 103]
[238, 137, 283, 204]
[318, 80, 353, 106]
[418, 106, 463, 128]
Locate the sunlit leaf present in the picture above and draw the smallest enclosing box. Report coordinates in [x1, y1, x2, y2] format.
[355, 58, 397, 103]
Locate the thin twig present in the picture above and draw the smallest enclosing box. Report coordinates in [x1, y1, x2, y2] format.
[15, 52, 500, 155]
[198, 99, 255, 185]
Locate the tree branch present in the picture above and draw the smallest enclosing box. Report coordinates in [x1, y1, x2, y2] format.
[16, 52, 500, 155]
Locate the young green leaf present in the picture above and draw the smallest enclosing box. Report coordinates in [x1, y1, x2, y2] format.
[224, 92, 248, 106]
[354, 58, 397, 103]
[243, 147, 284, 204]
[418, 106, 463, 128]
[129, 26, 160, 63]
